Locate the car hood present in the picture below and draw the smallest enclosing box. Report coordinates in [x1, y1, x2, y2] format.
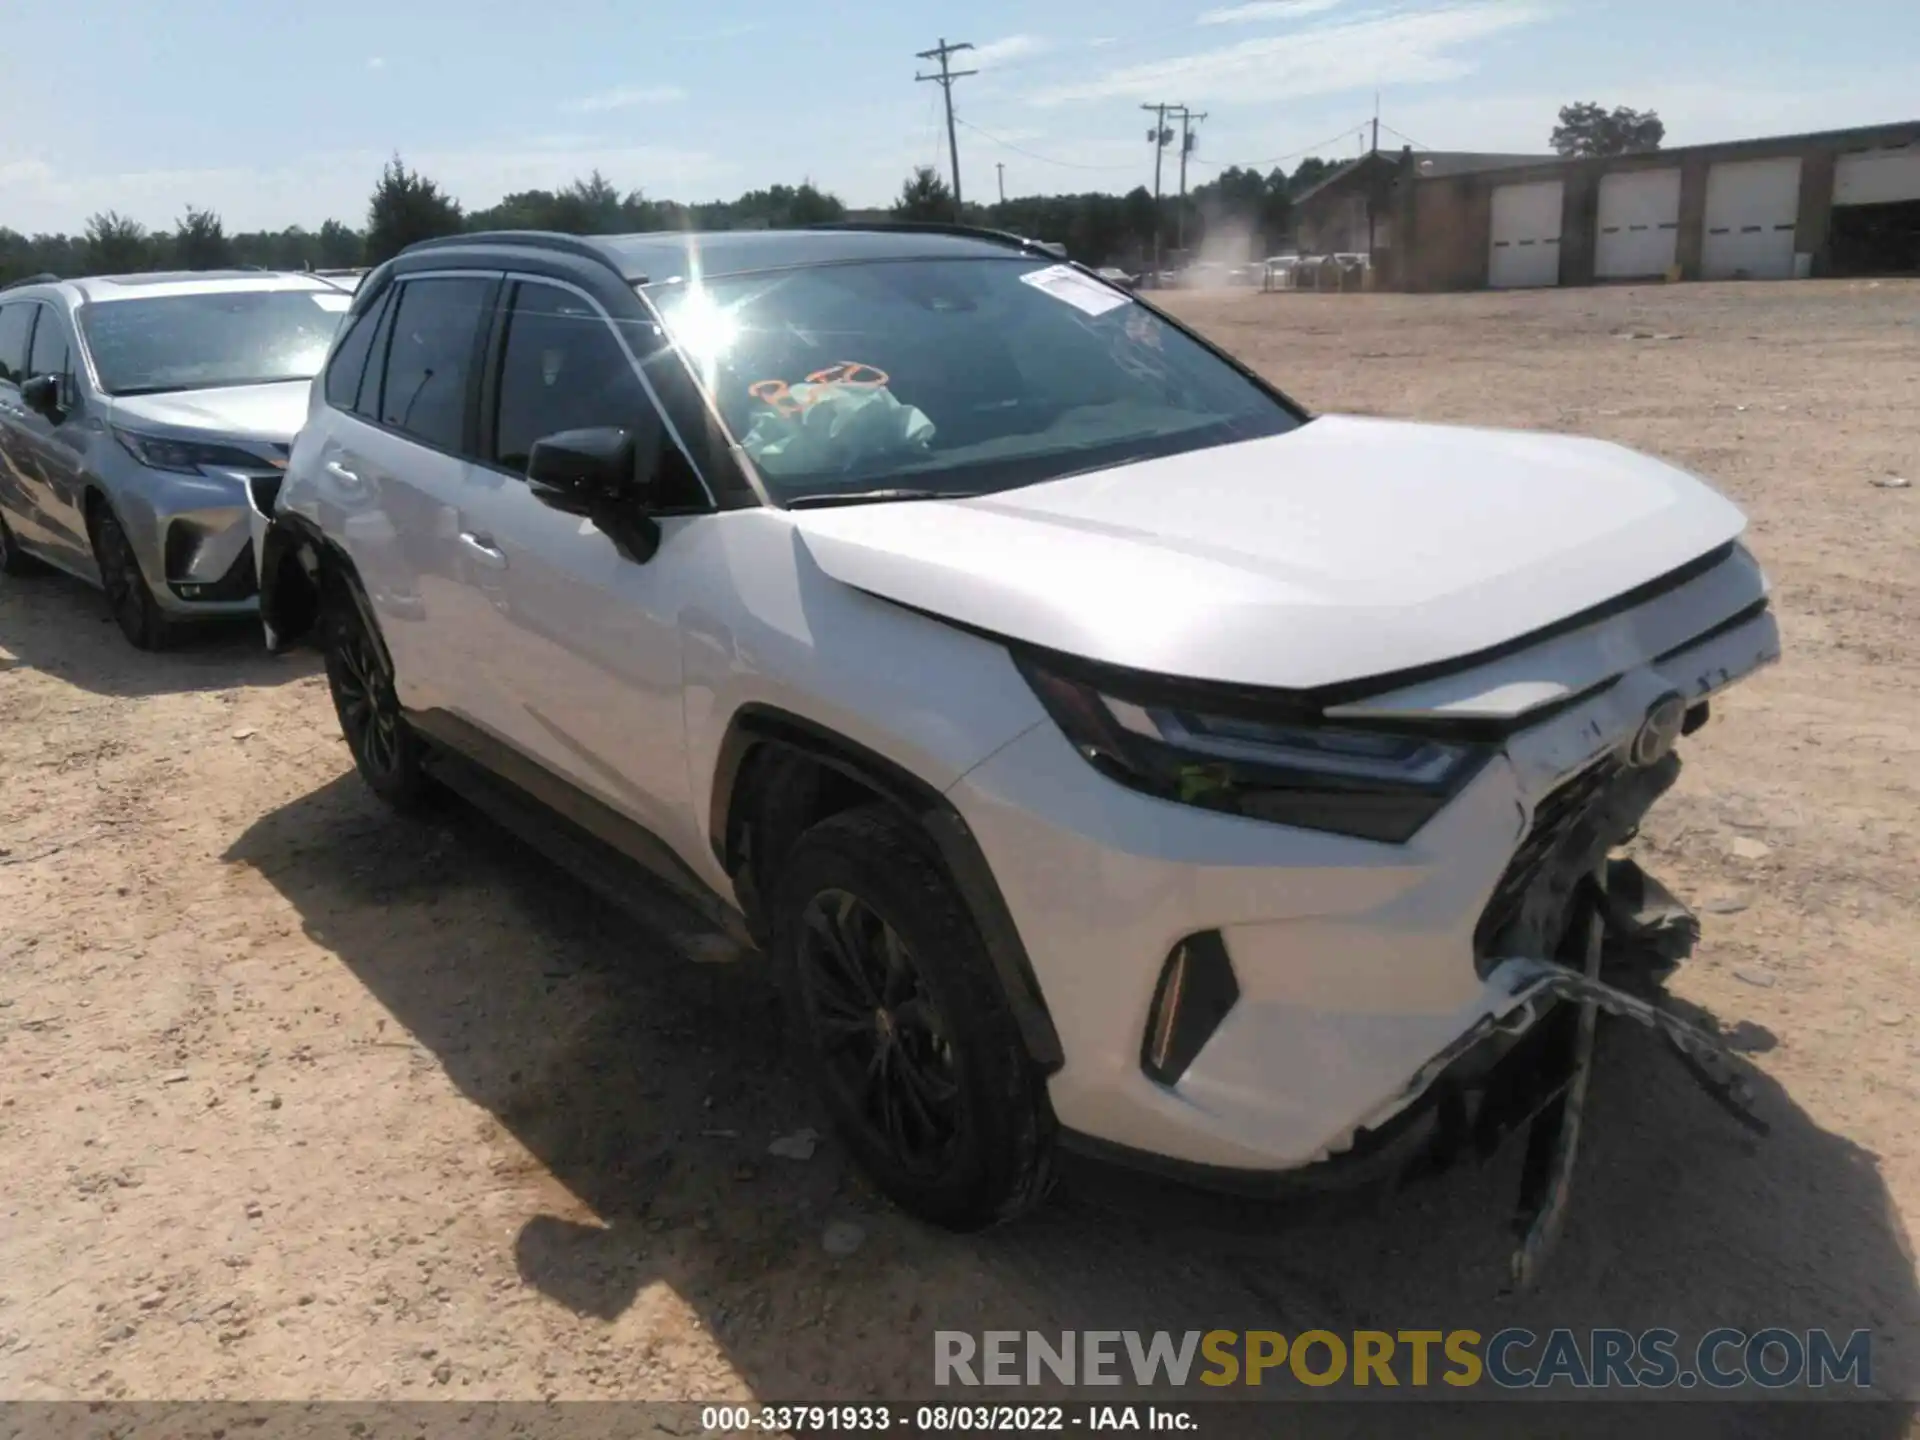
[789, 415, 1749, 691]
[109, 380, 311, 445]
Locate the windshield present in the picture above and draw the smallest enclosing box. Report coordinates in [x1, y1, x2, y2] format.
[80, 288, 351, 395]
[644, 256, 1300, 502]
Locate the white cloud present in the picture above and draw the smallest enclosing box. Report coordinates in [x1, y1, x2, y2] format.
[969, 35, 1049, 69]
[366, 56, 386, 71]
[1089, 36, 1118, 47]
[1035, 2, 1546, 105]
[0, 157, 55, 187]
[1198, 0, 1345, 24]
[561, 84, 687, 115]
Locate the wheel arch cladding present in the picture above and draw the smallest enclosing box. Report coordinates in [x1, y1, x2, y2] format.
[260, 514, 386, 672]
[711, 704, 1064, 1071]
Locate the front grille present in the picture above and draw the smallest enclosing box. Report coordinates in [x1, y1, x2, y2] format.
[1473, 756, 1621, 966]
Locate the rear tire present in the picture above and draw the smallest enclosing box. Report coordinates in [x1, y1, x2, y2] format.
[90, 506, 173, 650]
[0, 512, 42, 577]
[322, 583, 432, 813]
[770, 805, 1055, 1230]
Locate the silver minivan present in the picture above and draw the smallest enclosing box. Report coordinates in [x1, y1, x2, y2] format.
[0, 269, 353, 648]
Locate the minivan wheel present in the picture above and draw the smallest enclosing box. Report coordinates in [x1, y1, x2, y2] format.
[323, 589, 431, 811]
[91, 508, 172, 650]
[771, 806, 1055, 1230]
[0, 512, 40, 576]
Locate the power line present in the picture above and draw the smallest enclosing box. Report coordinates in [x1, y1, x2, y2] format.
[954, 118, 1139, 172]
[1184, 123, 1374, 172]
[915, 38, 977, 208]
[1378, 121, 1432, 151]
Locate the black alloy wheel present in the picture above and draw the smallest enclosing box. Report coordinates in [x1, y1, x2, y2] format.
[771, 806, 1054, 1230]
[0, 512, 34, 575]
[796, 888, 963, 1177]
[91, 507, 170, 649]
[323, 591, 430, 810]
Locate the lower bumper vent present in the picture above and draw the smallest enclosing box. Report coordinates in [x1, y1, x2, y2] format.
[1141, 930, 1240, 1087]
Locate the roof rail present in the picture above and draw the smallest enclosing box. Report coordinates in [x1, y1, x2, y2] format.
[399, 230, 623, 273]
[803, 219, 1066, 258]
[1, 272, 60, 291]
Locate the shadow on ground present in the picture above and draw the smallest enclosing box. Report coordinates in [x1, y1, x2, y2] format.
[226, 775, 1920, 1436]
[0, 566, 316, 697]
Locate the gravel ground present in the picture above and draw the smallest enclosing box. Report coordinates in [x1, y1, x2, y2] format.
[1, 279, 1916, 1427]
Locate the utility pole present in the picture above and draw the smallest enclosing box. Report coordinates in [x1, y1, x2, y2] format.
[1366, 95, 1381, 264]
[916, 38, 977, 213]
[1174, 107, 1207, 253]
[996, 162, 1006, 204]
[1142, 102, 1177, 275]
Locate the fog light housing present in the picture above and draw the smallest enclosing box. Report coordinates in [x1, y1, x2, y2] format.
[1141, 930, 1239, 1087]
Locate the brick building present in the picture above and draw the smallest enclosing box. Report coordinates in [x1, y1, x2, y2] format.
[1337, 121, 1920, 291]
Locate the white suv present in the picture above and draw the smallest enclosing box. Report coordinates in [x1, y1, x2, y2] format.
[259, 226, 1779, 1238]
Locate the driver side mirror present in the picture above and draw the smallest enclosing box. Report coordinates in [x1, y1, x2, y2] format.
[20, 374, 62, 420]
[526, 426, 638, 501]
[525, 425, 663, 563]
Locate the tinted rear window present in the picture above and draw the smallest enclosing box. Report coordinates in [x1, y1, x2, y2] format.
[645, 256, 1298, 502]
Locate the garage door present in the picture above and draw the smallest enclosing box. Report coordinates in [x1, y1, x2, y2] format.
[1489, 181, 1563, 288]
[1595, 168, 1682, 279]
[1835, 144, 1920, 206]
[1702, 157, 1802, 280]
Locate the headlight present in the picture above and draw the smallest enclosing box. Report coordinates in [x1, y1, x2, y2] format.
[1015, 654, 1492, 844]
[112, 428, 266, 476]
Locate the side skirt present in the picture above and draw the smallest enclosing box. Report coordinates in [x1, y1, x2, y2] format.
[407, 708, 755, 960]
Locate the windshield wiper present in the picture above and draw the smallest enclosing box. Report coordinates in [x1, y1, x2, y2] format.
[784, 488, 979, 510]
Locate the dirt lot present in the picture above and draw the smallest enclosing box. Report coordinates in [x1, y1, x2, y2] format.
[2, 280, 1917, 1421]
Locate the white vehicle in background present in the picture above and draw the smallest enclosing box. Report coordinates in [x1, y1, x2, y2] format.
[256, 225, 1778, 1264]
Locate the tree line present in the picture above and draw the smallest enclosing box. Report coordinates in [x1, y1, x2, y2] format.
[0, 152, 1344, 286]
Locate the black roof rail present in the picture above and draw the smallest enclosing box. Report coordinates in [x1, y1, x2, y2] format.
[399, 230, 624, 272]
[803, 219, 1066, 258]
[1, 272, 60, 291]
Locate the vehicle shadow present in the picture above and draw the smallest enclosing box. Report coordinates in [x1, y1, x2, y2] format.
[225, 776, 1920, 1435]
[0, 566, 317, 697]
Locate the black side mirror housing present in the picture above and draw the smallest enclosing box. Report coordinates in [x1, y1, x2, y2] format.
[525, 425, 663, 563]
[526, 426, 637, 501]
[20, 374, 61, 419]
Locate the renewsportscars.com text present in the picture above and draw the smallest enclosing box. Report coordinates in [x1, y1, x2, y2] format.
[934, 1328, 1874, 1391]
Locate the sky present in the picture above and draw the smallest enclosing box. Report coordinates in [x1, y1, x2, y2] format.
[1, 0, 1915, 235]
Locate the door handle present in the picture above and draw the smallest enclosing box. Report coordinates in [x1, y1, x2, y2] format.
[324, 460, 361, 486]
[459, 531, 508, 570]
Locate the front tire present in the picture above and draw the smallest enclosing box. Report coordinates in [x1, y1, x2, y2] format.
[90, 507, 172, 650]
[322, 585, 431, 812]
[770, 806, 1055, 1230]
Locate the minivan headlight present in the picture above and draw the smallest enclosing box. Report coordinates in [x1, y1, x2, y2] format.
[1015, 654, 1491, 844]
[112, 428, 265, 475]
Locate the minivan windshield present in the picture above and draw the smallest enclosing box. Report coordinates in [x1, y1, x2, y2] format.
[80, 288, 350, 395]
[644, 257, 1300, 503]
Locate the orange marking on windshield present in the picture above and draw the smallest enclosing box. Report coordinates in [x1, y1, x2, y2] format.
[750, 362, 892, 416]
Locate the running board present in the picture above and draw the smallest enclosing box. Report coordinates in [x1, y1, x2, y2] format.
[420, 743, 753, 965]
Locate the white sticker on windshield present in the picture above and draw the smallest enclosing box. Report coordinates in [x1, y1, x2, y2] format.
[1019, 263, 1128, 317]
[309, 292, 352, 312]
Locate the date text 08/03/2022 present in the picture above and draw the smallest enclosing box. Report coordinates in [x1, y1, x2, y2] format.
[700, 1404, 1196, 1433]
